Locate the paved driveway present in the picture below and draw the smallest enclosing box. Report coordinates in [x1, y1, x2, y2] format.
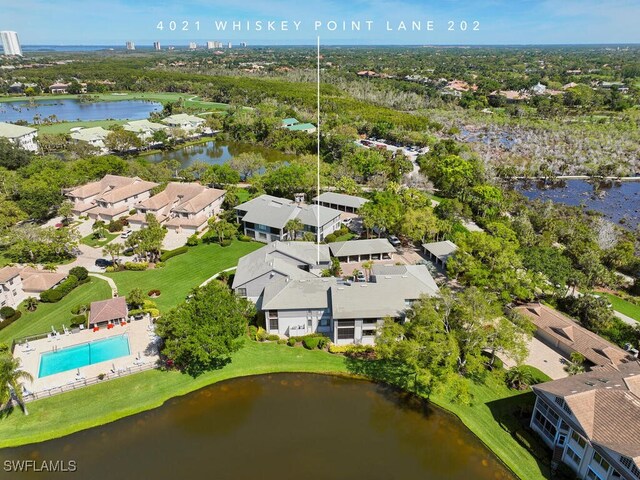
[501, 337, 570, 380]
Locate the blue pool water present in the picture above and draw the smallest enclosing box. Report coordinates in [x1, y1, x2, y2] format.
[38, 335, 130, 378]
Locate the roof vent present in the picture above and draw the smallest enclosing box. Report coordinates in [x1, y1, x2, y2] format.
[585, 381, 596, 386]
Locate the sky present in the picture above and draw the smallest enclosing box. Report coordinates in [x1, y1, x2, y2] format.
[1, 0, 639, 46]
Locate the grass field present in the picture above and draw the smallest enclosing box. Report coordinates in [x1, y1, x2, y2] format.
[0, 278, 112, 344]
[37, 119, 128, 134]
[106, 240, 262, 313]
[602, 292, 640, 322]
[80, 231, 118, 248]
[0, 339, 547, 480]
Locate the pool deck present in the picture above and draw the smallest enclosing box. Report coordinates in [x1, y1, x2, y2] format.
[14, 319, 160, 394]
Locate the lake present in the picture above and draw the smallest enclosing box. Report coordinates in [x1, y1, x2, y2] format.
[517, 180, 640, 230]
[0, 99, 161, 123]
[144, 139, 290, 167]
[2, 373, 514, 480]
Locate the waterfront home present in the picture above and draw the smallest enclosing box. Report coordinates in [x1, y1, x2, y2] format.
[514, 303, 629, 369]
[123, 119, 168, 141]
[233, 241, 439, 344]
[128, 182, 226, 234]
[0, 121, 38, 151]
[328, 238, 395, 263]
[281, 118, 299, 127]
[234, 194, 342, 243]
[70, 127, 110, 153]
[530, 360, 640, 480]
[232, 241, 331, 302]
[312, 192, 368, 214]
[281, 118, 317, 134]
[65, 174, 158, 221]
[89, 297, 128, 328]
[161, 113, 205, 132]
[422, 240, 458, 267]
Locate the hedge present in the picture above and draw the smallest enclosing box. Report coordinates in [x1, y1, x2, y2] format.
[160, 246, 188, 262]
[186, 234, 201, 246]
[0, 310, 22, 331]
[124, 262, 148, 271]
[40, 275, 79, 303]
[69, 266, 89, 281]
[287, 337, 296, 347]
[69, 315, 87, 327]
[238, 235, 252, 242]
[0, 306, 16, 320]
[220, 239, 232, 247]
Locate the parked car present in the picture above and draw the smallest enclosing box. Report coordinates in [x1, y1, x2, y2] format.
[355, 271, 366, 282]
[388, 235, 401, 247]
[343, 218, 353, 227]
[94, 258, 113, 268]
[120, 230, 133, 239]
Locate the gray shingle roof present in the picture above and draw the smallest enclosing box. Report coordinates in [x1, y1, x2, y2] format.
[313, 192, 368, 209]
[422, 240, 458, 262]
[329, 239, 396, 257]
[0, 121, 36, 139]
[262, 277, 337, 310]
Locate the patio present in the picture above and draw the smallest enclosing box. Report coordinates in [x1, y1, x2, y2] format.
[13, 317, 160, 394]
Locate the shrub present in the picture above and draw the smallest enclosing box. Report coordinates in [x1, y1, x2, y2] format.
[0, 310, 21, 331]
[71, 303, 89, 315]
[303, 337, 321, 350]
[129, 209, 137, 215]
[69, 315, 86, 327]
[287, 337, 296, 347]
[123, 249, 134, 257]
[267, 334, 280, 341]
[220, 239, 232, 247]
[248, 325, 258, 340]
[329, 344, 375, 356]
[105, 266, 116, 273]
[277, 339, 287, 345]
[40, 289, 62, 303]
[256, 327, 268, 341]
[160, 246, 188, 262]
[155, 261, 166, 269]
[186, 234, 201, 246]
[40, 275, 78, 303]
[0, 306, 16, 320]
[124, 262, 148, 271]
[238, 235, 252, 242]
[107, 219, 126, 232]
[148, 289, 161, 297]
[146, 308, 160, 318]
[324, 233, 337, 243]
[128, 308, 144, 317]
[69, 266, 89, 281]
[481, 351, 504, 370]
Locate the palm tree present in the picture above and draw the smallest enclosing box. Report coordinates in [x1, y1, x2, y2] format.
[0, 355, 33, 415]
[103, 243, 122, 265]
[362, 260, 374, 281]
[505, 366, 534, 390]
[24, 297, 38, 312]
[44, 263, 58, 272]
[565, 352, 586, 376]
[285, 218, 304, 240]
[92, 220, 107, 240]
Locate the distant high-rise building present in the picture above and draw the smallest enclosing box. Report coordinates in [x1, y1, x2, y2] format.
[206, 41, 216, 49]
[0, 31, 23, 56]
[189, 42, 197, 50]
[240, 42, 247, 47]
[227, 42, 232, 49]
[126, 41, 135, 50]
[153, 41, 161, 51]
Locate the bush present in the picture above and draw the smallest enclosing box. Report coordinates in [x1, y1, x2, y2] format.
[105, 266, 116, 273]
[129, 209, 137, 215]
[155, 261, 166, 269]
[160, 246, 188, 262]
[128, 309, 144, 317]
[277, 339, 287, 345]
[186, 234, 201, 246]
[145, 308, 160, 318]
[287, 337, 296, 347]
[40, 289, 62, 303]
[69, 266, 89, 281]
[303, 337, 321, 349]
[107, 219, 126, 232]
[123, 249, 134, 257]
[238, 235, 252, 242]
[481, 351, 504, 370]
[220, 239, 232, 247]
[0, 310, 21, 331]
[0, 306, 16, 320]
[324, 233, 337, 243]
[267, 334, 280, 341]
[248, 325, 258, 340]
[328, 344, 375, 356]
[256, 327, 268, 341]
[124, 262, 148, 271]
[69, 315, 86, 327]
[148, 289, 161, 297]
[71, 303, 89, 315]
[40, 275, 79, 303]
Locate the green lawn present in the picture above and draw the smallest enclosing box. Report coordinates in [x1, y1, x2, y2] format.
[106, 240, 262, 313]
[602, 292, 640, 322]
[334, 233, 357, 242]
[80, 231, 118, 248]
[0, 278, 112, 344]
[37, 119, 128, 134]
[0, 340, 547, 480]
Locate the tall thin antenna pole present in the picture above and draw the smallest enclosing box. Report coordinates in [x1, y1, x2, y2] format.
[316, 35, 321, 265]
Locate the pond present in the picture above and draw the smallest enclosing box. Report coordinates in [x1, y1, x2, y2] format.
[0, 99, 161, 123]
[2, 374, 514, 480]
[143, 139, 290, 168]
[517, 179, 640, 231]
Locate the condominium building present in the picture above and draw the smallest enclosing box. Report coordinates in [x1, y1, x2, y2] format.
[126, 41, 135, 50]
[153, 41, 161, 51]
[0, 31, 22, 56]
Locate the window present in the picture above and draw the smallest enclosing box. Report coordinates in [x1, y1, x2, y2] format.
[269, 317, 279, 331]
[533, 410, 558, 442]
[337, 328, 354, 340]
[619, 456, 640, 480]
[338, 320, 355, 327]
[592, 452, 610, 472]
[571, 431, 587, 450]
[586, 468, 603, 480]
[566, 446, 582, 466]
[236, 288, 247, 297]
[362, 329, 376, 337]
[363, 319, 377, 325]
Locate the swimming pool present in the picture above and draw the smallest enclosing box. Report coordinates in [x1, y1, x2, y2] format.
[38, 335, 131, 378]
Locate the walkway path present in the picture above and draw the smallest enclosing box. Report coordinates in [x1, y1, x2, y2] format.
[199, 266, 236, 288]
[614, 310, 638, 327]
[89, 273, 118, 297]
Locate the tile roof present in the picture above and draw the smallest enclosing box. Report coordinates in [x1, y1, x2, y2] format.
[515, 303, 629, 367]
[89, 297, 128, 325]
[135, 182, 225, 216]
[19, 268, 67, 293]
[96, 179, 159, 204]
[0, 266, 21, 283]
